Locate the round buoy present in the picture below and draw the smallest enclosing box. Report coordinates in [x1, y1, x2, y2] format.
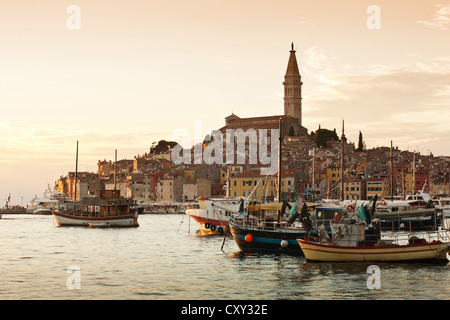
[218, 226, 224, 234]
[205, 223, 210, 229]
[245, 234, 253, 242]
[281, 240, 288, 248]
[210, 225, 216, 232]
[399, 223, 405, 229]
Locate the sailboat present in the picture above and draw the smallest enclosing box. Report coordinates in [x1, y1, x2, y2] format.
[52, 143, 139, 228]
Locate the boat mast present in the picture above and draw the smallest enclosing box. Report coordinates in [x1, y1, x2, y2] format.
[390, 140, 394, 201]
[225, 167, 230, 198]
[412, 151, 416, 194]
[340, 119, 344, 201]
[114, 149, 117, 192]
[277, 117, 283, 202]
[74, 140, 78, 202]
[311, 148, 315, 202]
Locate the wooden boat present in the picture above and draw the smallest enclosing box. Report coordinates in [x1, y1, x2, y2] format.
[297, 220, 449, 263]
[52, 190, 139, 228]
[52, 143, 138, 228]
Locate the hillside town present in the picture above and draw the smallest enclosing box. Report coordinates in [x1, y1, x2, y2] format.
[53, 129, 450, 205]
[54, 44, 450, 205]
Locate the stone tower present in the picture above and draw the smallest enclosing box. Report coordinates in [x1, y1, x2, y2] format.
[283, 43, 303, 125]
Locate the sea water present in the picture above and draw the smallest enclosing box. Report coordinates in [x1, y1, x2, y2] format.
[0, 214, 449, 300]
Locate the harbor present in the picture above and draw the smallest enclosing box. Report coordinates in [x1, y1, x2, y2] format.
[1, 2, 450, 309]
[1, 213, 449, 301]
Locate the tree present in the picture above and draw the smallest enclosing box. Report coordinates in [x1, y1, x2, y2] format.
[314, 128, 340, 148]
[288, 126, 295, 136]
[150, 140, 178, 154]
[357, 131, 364, 152]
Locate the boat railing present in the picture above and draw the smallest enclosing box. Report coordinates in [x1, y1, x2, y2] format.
[231, 215, 336, 232]
[231, 216, 302, 231]
[382, 229, 450, 246]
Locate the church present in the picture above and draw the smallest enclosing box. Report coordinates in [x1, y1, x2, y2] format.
[220, 43, 308, 137]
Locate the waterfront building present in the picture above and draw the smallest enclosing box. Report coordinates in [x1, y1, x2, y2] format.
[366, 177, 389, 200]
[343, 177, 367, 200]
[229, 169, 301, 202]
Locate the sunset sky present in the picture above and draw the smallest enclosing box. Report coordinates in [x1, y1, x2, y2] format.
[1, 0, 449, 205]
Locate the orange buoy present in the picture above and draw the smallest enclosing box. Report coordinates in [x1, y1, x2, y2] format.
[245, 234, 253, 242]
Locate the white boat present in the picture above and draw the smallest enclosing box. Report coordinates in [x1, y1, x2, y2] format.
[27, 186, 73, 214]
[297, 207, 450, 262]
[52, 190, 139, 228]
[185, 197, 244, 234]
[33, 205, 53, 215]
[436, 197, 450, 218]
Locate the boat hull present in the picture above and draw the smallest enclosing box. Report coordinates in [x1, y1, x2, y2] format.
[229, 219, 307, 253]
[52, 211, 139, 228]
[297, 239, 449, 262]
[185, 208, 229, 234]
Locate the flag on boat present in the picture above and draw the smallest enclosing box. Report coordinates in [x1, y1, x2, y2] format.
[289, 195, 302, 215]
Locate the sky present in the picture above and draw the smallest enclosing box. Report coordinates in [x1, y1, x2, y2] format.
[0, 0, 449, 205]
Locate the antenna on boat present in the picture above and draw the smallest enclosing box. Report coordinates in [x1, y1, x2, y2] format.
[278, 117, 283, 202]
[390, 140, 394, 201]
[114, 149, 117, 192]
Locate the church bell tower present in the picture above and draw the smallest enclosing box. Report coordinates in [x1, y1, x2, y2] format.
[283, 43, 303, 125]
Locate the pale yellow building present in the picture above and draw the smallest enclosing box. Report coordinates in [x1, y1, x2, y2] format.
[366, 177, 389, 200]
[229, 169, 300, 202]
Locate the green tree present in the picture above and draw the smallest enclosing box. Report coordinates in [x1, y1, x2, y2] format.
[357, 131, 364, 152]
[150, 140, 178, 154]
[313, 128, 340, 148]
[288, 126, 295, 136]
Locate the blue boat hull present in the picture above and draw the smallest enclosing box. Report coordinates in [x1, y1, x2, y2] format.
[229, 220, 308, 253]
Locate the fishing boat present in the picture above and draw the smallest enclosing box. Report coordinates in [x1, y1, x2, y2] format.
[229, 202, 308, 253]
[185, 197, 243, 234]
[297, 205, 450, 263]
[52, 190, 139, 228]
[228, 199, 318, 253]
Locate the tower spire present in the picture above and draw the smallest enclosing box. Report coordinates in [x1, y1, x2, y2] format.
[283, 43, 303, 125]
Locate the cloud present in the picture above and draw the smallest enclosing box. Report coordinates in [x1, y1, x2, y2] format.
[302, 56, 450, 155]
[417, 4, 450, 30]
